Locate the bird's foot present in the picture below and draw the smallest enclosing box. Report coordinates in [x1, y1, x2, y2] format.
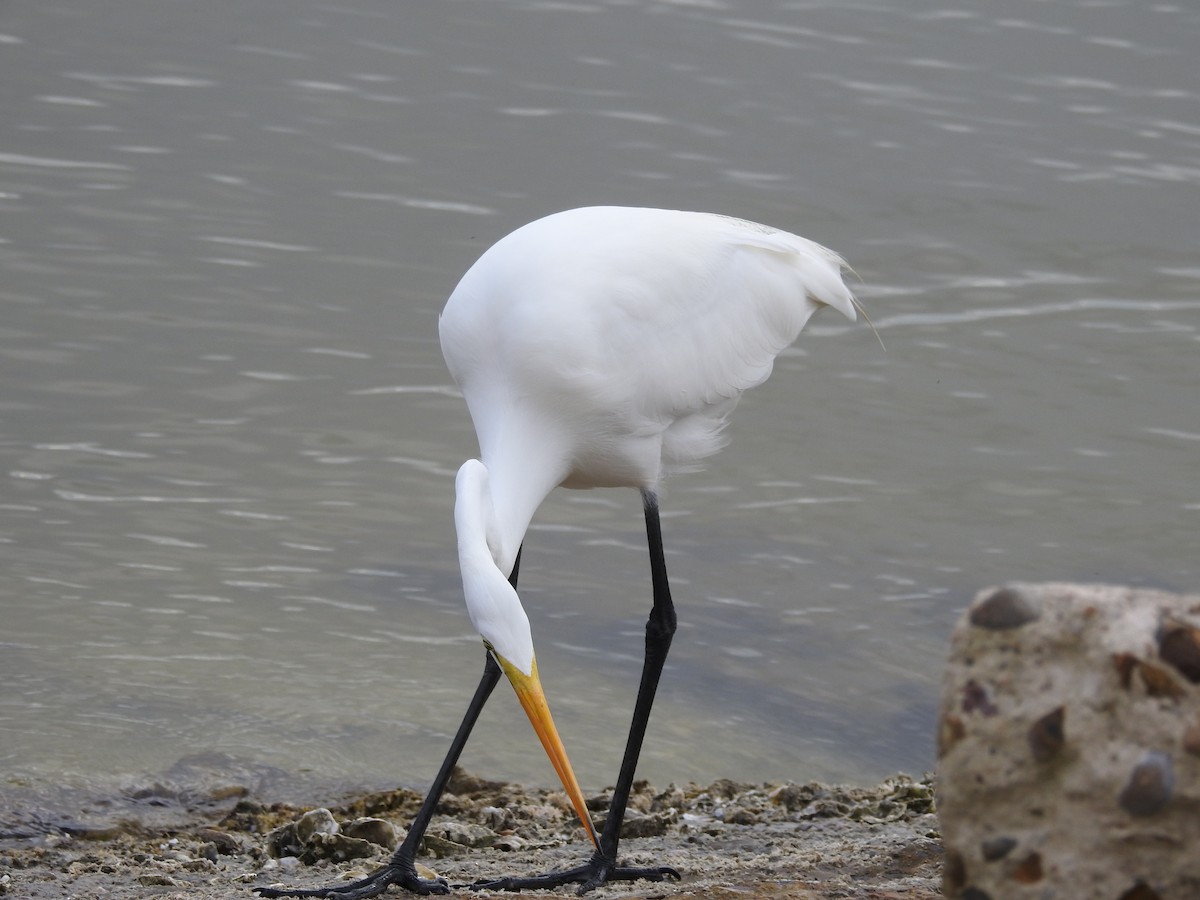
[254, 861, 449, 899]
[469, 852, 681, 895]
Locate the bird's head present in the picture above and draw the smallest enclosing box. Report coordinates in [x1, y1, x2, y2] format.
[453, 459, 598, 847]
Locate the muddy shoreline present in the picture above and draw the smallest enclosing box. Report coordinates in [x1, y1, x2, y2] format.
[0, 768, 941, 898]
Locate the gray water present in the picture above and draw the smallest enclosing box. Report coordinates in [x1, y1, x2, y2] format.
[2, 0, 1197, 813]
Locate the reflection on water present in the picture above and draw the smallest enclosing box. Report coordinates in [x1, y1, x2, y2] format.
[2, 0, 1197, 815]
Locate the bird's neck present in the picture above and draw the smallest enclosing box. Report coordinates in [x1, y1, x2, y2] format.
[453, 459, 536, 675]
[454, 458, 556, 579]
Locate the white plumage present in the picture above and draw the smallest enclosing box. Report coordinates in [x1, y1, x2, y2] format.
[440, 206, 857, 586]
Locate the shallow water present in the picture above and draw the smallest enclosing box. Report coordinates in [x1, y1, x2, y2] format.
[2, 0, 1197, 811]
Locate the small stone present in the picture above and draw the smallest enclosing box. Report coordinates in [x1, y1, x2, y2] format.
[699, 778, 740, 801]
[969, 587, 1039, 630]
[421, 834, 468, 858]
[979, 836, 1017, 861]
[724, 807, 759, 826]
[1119, 884, 1162, 900]
[264, 823, 300, 859]
[137, 873, 180, 887]
[341, 817, 397, 850]
[480, 806, 509, 830]
[651, 784, 685, 812]
[618, 810, 674, 838]
[294, 808, 338, 845]
[1137, 661, 1186, 699]
[584, 792, 610, 812]
[194, 827, 242, 854]
[444, 767, 505, 795]
[307, 832, 377, 862]
[431, 820, 496, 849]
[1027, 706, 1066, 762]
[961, 680, 998, 716]
[1118, 751, 1174, 817]
[1159, 624, 1200, 683]
[767, 783, 817, 812]
[1012, 852, 1043, 884]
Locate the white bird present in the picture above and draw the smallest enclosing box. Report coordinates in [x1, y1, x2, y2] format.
[257, 206, 862, 900]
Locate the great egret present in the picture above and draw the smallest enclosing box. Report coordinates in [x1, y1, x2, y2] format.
[256, 206, 862, 899]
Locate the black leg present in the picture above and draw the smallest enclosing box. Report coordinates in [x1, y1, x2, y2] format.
[254, 552, 523, 899]
[472, 492, 681, 894]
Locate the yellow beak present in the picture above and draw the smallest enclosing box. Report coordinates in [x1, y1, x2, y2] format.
[493, 651, 599, 848]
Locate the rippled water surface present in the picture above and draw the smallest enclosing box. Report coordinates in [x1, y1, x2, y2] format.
[2, 0, 1197, 809]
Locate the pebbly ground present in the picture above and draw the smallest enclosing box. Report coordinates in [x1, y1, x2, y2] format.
[0, 768, 942, 899]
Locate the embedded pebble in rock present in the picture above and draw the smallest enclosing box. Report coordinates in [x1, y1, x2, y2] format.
[968, 587, 1041, 631]
[938, 582, 1200, 899]
[1118, 751, 1175, 817]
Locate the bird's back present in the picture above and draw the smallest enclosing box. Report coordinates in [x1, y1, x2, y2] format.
[440, 206, 855, 492]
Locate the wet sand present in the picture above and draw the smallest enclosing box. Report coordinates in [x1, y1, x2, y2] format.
[0, 767, 940, 898]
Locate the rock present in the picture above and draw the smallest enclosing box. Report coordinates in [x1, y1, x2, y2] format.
[444, 767, 506, 796]
[617, 810, 676, 837]
[265, 808, 385, 864]
[938, 582, 1200, 899]
[479, 806, 509, 830]
[341, 817, 398, 850]
[429, 820, 497, 849]
[306, 831, 378, 862]
[137, 873, 180, 886]
[294, 808, 338, 845]
[421, 833, 468, 858]
[722, 807, 759, 826]
[651, 783, 685, 812]
[264, 822, 302, 860]
[194, 827, 243, 854]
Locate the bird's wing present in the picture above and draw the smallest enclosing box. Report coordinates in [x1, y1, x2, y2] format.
[542, 208, 854, 413]
[441, 207, 856, 477]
